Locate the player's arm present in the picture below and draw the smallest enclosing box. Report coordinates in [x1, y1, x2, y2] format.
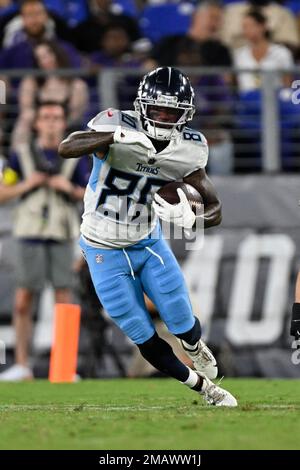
[183, 168, 222, 228]
[58, 130, 114, 159]
[59, 126, 154, 160]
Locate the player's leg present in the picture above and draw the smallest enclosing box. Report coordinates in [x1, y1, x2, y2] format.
[140, 237, 218, 380]
[14, 242, 47, 376]
[137, 327, 237, 406]
[0, 241, 47, 381]
[48, 240, 73, 304]
[79, 237, 156, 345]
[13, 288, 34, 371]
[81, 238, 236, 406]
[81, 237, 199, 380]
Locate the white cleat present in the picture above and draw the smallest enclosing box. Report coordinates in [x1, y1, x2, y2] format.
[0, 364, 33, 382]
[197, 372, 238, 407]
[181, 339, 218, 380]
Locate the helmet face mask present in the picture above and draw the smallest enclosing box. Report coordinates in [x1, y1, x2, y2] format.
[134, 67, 195, 141]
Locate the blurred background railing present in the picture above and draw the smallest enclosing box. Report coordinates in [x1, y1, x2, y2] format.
[1, 67, 300, 174]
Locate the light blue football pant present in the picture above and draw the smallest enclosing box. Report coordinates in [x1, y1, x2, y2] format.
[79, 232, 195, 344]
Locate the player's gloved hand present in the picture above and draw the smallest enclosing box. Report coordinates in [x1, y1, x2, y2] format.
[152, 188, 196, 229]
[291, 303, 300, 341]
[113, 126, 155, 151]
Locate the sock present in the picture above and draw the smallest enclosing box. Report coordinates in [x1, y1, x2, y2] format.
[175, 317, 202, 349]
[181, 369, 204, 392]
[181, 368, 199, 388]
[191, 376, 204, 392]
[137, 332, 190, 382]
[181, 340, 199, 352]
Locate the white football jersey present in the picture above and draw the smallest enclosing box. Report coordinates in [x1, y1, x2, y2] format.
[81, 109, 208, 248]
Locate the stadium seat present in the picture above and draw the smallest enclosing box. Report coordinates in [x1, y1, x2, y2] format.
[139, 2, 195, 43]
[112, 0, 138, 18]
[235, 89, 300, 171]
[44, 0, 88, 27]
[285, 1, 300, 14]
[222, 0, 242, 3]
[234, 90, 262, 171]
[235, 89, 262, 128]
[279, 89, 300, 170]
[0, 2, 17, 19]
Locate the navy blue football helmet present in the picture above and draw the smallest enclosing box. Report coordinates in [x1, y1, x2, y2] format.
[134, 67, 195, 140]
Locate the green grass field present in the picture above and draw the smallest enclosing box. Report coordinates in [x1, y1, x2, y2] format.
[0, 378, 299, 450]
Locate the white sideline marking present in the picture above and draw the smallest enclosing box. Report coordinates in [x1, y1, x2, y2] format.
[0, 404, 168, 412]
[0, 404, 298, 412]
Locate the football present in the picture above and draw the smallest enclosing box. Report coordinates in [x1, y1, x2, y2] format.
[156, 181, 203, 214]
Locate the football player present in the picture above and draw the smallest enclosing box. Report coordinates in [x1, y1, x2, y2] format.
[59, 67, 237, 406]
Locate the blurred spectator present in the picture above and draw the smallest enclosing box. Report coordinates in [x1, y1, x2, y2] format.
[180, 39, 233, 174]
[0, 0, 18, 48]
[90, 22, 139, 66]
[194, 76, 234, 175]
[147, 1, 234, 174]
[12, 40, 89, 149]
[0, 0, 81, 69]
[89, 23, 143, 110]
[0, 0, 74, 48]
[234, 9, 294, 92]
[233, 8, 297, 172]
[151, 1, 232, 67]
[189, 0, 223, 41]
[0, 101, 88, 382]
[73, 0, 140, 53]
[221, 0, 300, 50]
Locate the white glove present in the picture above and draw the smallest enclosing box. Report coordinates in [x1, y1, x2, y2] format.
[152, 188, 196, 229]
[113, 126, 154, 151]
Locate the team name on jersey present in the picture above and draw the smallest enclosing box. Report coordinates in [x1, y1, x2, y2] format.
[136, 163, 160, 175]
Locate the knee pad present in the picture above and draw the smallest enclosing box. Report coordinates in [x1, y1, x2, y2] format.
[162, 295, 195, 335]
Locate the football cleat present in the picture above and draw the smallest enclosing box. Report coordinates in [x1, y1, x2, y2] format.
[181, 338, 218, 380]
[197, 372, 238, 407]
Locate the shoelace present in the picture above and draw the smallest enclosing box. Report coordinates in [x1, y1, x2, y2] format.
[204, 381, 226, 405]
[198, 347, 214, 364]
[191, 342, 215, 365]
[182, 340, 215, 366]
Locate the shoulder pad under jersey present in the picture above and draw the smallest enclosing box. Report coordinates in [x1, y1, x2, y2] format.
[87, 109, 139, 132]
